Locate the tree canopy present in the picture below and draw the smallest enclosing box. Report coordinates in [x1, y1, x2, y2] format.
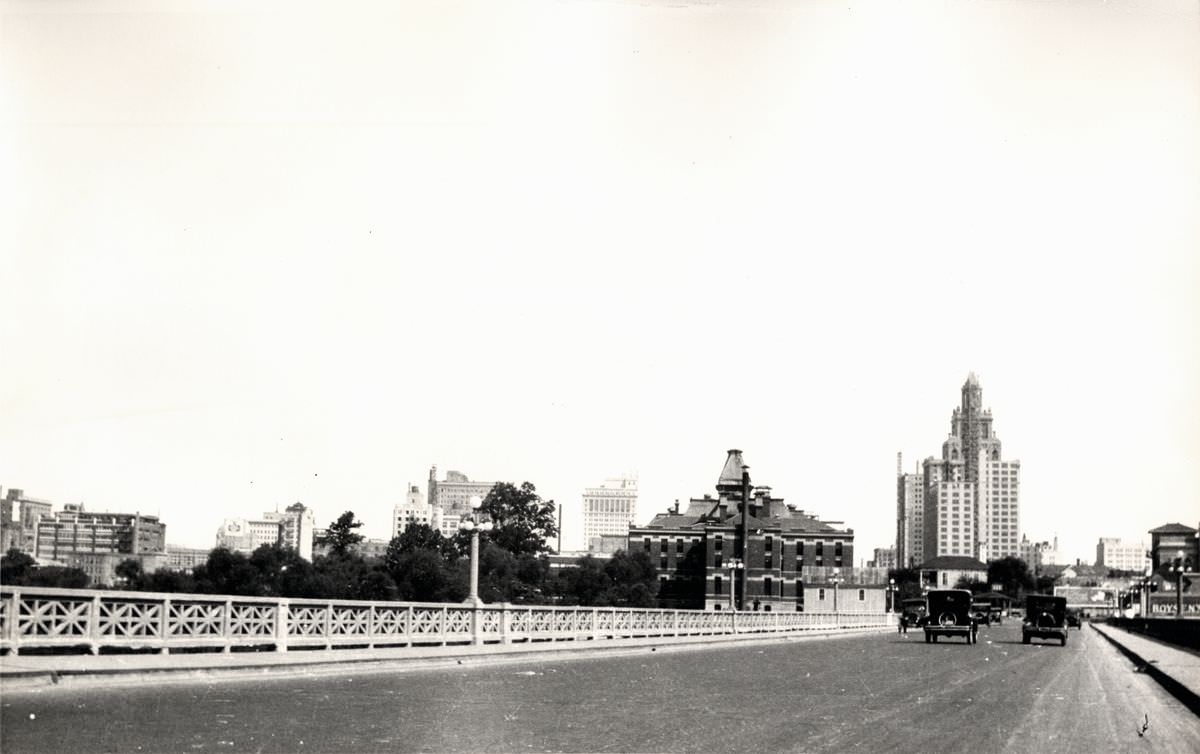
[318, 511, 365, 557]
[478, 481, 557, 556]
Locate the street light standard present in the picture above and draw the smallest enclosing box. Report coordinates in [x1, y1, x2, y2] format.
[1172, 549, 1186, 619]
[886, 577, 898, 613]
[460, 495, 494, 607]
[728, 559, 745, 611]
[831, 567, 844, 615]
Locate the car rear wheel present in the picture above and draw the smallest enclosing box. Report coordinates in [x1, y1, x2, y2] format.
[1022, 634, 1030, 645]
[1061, 635, 1067, 647]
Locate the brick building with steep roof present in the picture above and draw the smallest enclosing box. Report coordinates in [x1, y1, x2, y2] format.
[629, 449, 855, 611]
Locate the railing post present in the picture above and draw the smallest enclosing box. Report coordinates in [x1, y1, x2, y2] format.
[440, 605, 448, 646]
[89, 594, 102, 655]
[471, 604, 483, 646]
[324, 602, 333, 650]
[730, 608, 738, 636]
[276, 599, 289, 653]
[8, 589, 21, 656]
[500, 603, 511, 645]
[366, 603, 375, 650]
[222, 598, 232, 653]
[160, 597, 171, 654]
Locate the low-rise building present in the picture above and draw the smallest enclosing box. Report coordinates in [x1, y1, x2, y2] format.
[918, 555, 988, 589]
[629, 449, 856, 611]
[1148, 523, 1198, 572]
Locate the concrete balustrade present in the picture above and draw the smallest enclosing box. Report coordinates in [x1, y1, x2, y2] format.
[0, 585, 894, 656]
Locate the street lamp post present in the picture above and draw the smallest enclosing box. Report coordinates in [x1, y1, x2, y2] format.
[886, 577, 897, 613]
[461, 495, 494, 607]
[1173, 549, 1186, 619]
[728, 559, 745, 611]
[831, 567, 843, 616]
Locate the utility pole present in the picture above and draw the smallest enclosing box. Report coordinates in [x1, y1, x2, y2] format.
[740, 465, 750, 611]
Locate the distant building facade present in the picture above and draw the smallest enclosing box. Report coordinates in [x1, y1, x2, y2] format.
[393, 484, 433, 537]
[1018, 534, 1064, 572]
[629, 449, 856, 612]
[215, 503, 314, 560]
[427, 466, 496, 517]
[1096, 537, 1150, 573]
[870, 547, 897, 570]
[165, 545, 211, 571]
[582, 475, 638, 546]
[899, 373, 1021, 564]
[895, 456, 924, 568]
[1, 487, 54, 554]
[33, 503, 167, 586]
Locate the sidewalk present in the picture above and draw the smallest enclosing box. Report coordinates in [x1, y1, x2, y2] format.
[1091, 621, 1200, 716]
[0, 625, 887, 692]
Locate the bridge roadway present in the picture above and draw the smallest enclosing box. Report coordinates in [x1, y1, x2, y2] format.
[3, 622, 1199, 753]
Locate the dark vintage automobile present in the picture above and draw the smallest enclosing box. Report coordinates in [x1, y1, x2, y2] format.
[1023, 594, 1068, 646]
[900, 598, 927, 630]
[924, 589, 978, 644]
[971, 601, 993, 626]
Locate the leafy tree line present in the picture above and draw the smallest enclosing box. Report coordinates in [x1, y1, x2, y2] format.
[1, 482, 659, 608]
[888, 556, 1058, 604]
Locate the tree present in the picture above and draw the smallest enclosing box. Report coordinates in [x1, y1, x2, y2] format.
[387, 547, 464, 602]
[604, 550, 659, 607]
[319, 511, 365, 557]
[478, 482, 557, 557]
[988, 556, 1036, 598]
[954, 577, 989, 595]
[115, 558, 145, 589]
[194, 547, 263, 596]
[27, 566, 90, 589]
[1, 549, 36, 584]
[888, 567, 923, 602]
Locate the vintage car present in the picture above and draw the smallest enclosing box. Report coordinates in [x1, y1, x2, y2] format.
[924, 589, 978, 644]
[971, 601, 993, 626]
[900, 598, 927, 629]
[989, 606, 1004, 625]
[1023, 594, 1068, 646]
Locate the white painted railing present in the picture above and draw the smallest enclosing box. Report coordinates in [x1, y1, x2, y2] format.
[0, 586, 893, 655]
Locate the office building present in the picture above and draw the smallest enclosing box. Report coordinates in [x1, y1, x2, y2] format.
[899, 373, 1021, 563]
[1, 487, 53, 554]
[215, 503, 314, 560]
[33, 503, 167, 586]
[1095, 537, 1150, 573]
[427, 466, 496, 516]
[1018, 534, 1063, 572]
[582, 475, 638, 548]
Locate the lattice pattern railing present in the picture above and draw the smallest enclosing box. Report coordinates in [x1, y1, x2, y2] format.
[0, 585, 892, 655]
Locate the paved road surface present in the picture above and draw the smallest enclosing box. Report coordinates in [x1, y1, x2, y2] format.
[3, 622, 1198, 752]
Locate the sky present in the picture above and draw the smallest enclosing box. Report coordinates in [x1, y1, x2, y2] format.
[2, 0, 1197, 566]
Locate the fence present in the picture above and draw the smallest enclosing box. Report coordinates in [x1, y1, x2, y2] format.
[0, 585, 892, 656]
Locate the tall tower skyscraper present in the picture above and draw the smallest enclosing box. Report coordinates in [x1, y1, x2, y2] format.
[899, 373, 1021, 564]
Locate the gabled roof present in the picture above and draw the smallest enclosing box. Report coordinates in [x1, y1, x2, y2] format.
[919, 555, 988, 571]
[1149, 523, 1197, 535]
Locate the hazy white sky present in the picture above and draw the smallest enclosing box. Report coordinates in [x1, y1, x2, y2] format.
[3, 0, 1197, 565]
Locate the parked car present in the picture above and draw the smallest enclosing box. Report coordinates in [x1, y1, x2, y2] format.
[1023, 595, 1068, 646]
[924, 589, 978, 644]
[1065, 610, 1081, 628]
[989, 606, 1003, 625]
